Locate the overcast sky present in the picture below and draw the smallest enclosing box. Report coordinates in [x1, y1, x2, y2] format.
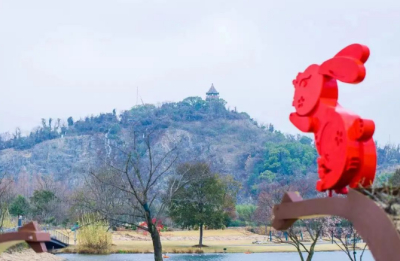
[0, 0, 399, 144]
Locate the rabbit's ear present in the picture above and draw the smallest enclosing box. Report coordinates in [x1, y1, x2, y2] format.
[319, 57, 366, 83]
[334, 44, 370, 63]
[318, 44, 369, 84]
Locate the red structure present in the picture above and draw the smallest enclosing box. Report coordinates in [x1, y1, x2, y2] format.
[0, 222, 51, 253]
[137, 218, 164, 235]
[289, 44, 376, 195]
[272, 189, 400, 261]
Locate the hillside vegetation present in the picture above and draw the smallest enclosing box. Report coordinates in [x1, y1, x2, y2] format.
[0, 96, 399, 195]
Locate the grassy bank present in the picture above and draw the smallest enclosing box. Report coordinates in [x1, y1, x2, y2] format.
[57, 228, 367, 254]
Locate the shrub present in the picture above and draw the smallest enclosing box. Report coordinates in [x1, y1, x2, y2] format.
[77, 213, 112, 254]
[2, 209, 16, 229]
[390, 169, 400, 186]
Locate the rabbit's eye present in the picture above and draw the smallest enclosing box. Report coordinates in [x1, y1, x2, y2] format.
[299, 75, 312, 88]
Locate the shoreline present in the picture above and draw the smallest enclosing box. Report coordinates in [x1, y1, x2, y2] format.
[56, 249, 370, 256]
[55, 228, 368, 255]
[57, 244, 368, 255]
[0, 249, 65, 261]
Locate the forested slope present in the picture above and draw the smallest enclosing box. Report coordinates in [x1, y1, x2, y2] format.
[0, 96, 398, 194]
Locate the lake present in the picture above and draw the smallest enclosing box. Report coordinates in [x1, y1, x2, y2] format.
[58, 251, 374, 260]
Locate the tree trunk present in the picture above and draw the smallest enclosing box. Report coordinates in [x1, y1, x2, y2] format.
[199, 223, 203, 246]
[306, 228, 320, 261]
[149, 225, 163, 261]
[307, 242, 317, 261]
[294, 246, 305, 261]
[306, 252, 314, 261]
[145, 206, 163, 261]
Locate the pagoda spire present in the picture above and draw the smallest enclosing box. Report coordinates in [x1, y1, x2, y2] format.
[206, 83, 219, 100]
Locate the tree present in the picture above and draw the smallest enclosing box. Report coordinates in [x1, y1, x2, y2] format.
[249, 139, 318, 192]
[389, 168, 400, 186]
[299, 136, 313, 145]
[261, 141, 317, 176]
[182, 96, 205, 108]
[67, 117, 74, 127]
[83, 126, 185, 261]
[0, 173, 14, 230]
[254, 174, 316, 232]
[9, 195, 30, 216]
[268, 124, 274, 133]
[236, 204, 257, 225]
[32, 173, 72, 225]
[275, 219, 325, 261]
[326, 217, 368, 261]
[254, 191, 273, 230]
[30, 190, 59, 224]
[168, 162, 240, 247]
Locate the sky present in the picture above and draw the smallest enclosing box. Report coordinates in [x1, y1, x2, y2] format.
[0, 0, 399, 144]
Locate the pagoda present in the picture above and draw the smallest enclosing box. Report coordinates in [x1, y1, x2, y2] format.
[206, 83, 219, 101]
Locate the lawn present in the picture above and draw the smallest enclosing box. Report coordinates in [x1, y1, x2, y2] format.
[59, 228, 367, 254]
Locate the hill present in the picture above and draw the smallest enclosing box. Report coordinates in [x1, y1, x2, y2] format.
[0, 95, 399, 196]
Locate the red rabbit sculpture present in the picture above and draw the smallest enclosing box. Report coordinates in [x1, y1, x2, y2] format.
[290, 44, 377, 195]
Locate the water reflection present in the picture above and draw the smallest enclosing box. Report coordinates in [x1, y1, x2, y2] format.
[58, 251, 374, 261]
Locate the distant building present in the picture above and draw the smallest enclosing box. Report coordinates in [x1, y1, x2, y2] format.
[206, 83, 219, 101]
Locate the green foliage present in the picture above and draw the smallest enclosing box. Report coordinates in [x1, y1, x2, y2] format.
[234, 204, 257, 226]
[249, 136, 317, 192]
[30, 190, 58, 224]
[0, 96, 245, 151]
[262, 141, 317, 175]
[2, 94, 400, 199]
[120, 97, 242, 128]
[0, 112, 119, 150]
[109, 124, 121, 135]
[9, 195, 30, 216]
[67, 117, 74, 127]
[31, 190, 55, 208]
[376, 172, 394, 186]
[72, 113, 119, 135]
[259, 170, 276, 183]
[169, 163, 239, 230]
[389, 169, 400, 186]
[299, 136, 313, 145]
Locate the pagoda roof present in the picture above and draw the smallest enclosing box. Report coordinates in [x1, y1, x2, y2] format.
[206, 84, 219, 94]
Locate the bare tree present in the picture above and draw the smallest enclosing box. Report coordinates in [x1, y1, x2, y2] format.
[275, 219, 324, 261]
[13, 171, 31, 199]
[0, 173, 14, 230]
[74, 169, 138, 229]
[80, 127, 190, 261]
[254, 173, 316, 227]
[255, 175, 322, 261]
[325, 217, 368, 261]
